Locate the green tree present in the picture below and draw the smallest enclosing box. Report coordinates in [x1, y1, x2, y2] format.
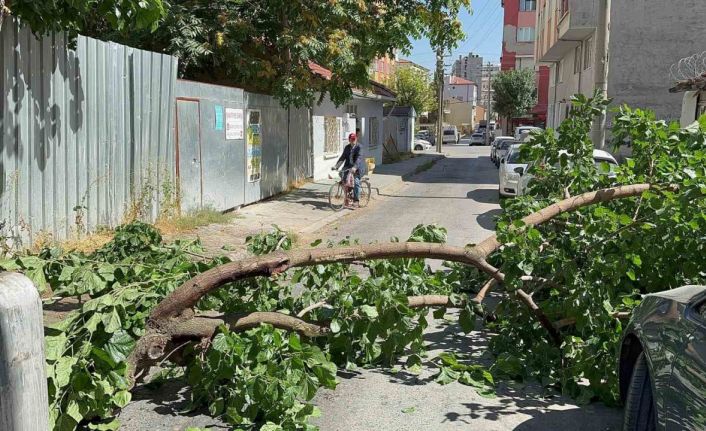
[492, 69, 537, 129]
[392, 67, 434, 114]
[3, 0, 165, 35]
[99, 0, 470, 107]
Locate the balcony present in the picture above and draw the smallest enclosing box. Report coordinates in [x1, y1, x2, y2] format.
[539, 0, 597, 62]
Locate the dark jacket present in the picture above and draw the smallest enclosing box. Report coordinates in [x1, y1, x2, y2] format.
[335, 143, 363, 174]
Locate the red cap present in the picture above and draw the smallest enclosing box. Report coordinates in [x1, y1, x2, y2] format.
[348, 133, 357, 140]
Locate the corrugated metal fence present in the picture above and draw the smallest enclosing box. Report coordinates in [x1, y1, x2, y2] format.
[0, 18, 177, 246]
[175, 80, 312, 212]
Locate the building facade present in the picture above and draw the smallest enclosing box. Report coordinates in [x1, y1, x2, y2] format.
[397, 59, 431, 77]
[536, 0, 706, 130]
[369, 54, 397, 87]
[452, 53, 484, 89]
[480, 63, 501, 120]
[501, 0, 550, 128]
[444, 76, 478, 133]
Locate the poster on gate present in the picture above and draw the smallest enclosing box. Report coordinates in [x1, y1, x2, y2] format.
[247, 110, 262, 182]
[225, 108, 244, 140]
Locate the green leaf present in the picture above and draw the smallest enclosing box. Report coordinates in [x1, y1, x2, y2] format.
[618, 214, 633, 226]
[113, 390, 132, 408]
[458, 308, 475, 333]
[288, 333, 302, 351]
[102, 308, 122, 334]
[66, 400, 83, 423]
[401, 406, 416, 414]
[105, 330, 135, 363]
[55, 356, 77, 388]
[329, 319, 341, 334]
[626, 269, 637, 281]
[45, 333, 68, 361]
[406, 354, 423, 374]
[435, 367, 460, 385]
[360, 305, 378, 319]
[432, 307, 446, 319]
[88, 420, 121, 431]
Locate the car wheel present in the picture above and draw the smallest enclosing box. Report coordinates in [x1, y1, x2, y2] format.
[623, 352, 657, 431]
[415, 145, 423, 151]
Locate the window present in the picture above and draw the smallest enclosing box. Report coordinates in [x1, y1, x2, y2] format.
[583, 37, 593, 70]
[517, 27, 535, 42]
[369, 117, 379, 148]
[324, 116, 341, 155]
[520, 0, 536, 11]
[574, 45, 582, 74]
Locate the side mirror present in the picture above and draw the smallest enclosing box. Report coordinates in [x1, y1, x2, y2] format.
[514, 167, 525, 176]
[500, 158, 506, 164]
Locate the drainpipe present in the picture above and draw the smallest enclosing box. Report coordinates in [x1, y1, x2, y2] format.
[591, 0, 611, 148]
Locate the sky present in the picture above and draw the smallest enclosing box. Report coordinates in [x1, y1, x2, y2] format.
[402, 0, 504, 71]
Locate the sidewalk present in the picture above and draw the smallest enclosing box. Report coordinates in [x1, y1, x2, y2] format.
[169, 153, 445, 257]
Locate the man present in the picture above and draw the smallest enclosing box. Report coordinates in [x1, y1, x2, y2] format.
[333, 132, 363, 207]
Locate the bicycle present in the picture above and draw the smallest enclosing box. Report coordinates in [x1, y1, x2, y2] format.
[328, 168, 371, 211]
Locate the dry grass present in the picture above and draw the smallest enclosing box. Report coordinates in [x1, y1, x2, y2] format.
[155, 207, 237, 235]
[60, 230, 115, 253]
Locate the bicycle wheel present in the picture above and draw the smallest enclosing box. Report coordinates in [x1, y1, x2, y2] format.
[358, 180, 371, 207]
[328, 182, 345, 211]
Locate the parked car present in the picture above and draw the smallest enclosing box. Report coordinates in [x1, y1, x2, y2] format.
[491, 136, 514, 163]
[498, 144, 530, 197]
[469, 133, 485, 146]
[415, 130, 435, 146]
[510, 149, 619, 196]
[442, 126, 460, 144]
[618, 285, 706, 430]
[514, 126, 542, 141]
[413, 138, 432, 151]
[494, 139, 517, 167]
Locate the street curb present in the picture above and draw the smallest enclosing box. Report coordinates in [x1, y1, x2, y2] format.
[300, 154, 446, 235]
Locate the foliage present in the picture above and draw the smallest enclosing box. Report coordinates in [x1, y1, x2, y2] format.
[6, 0, 165, 36]
[491, 93, 706, 404]
[3, 221, 490, 430]
[86, 0, 469, 108]
[392, 67, 435, 115]
[492, 69, 537, 122]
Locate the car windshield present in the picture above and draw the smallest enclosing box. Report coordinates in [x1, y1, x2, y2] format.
[499, 141, 513, 149]
[507, 149, 528, 164]
[472, 134, 482, 138]
[443, 130, 455, 135]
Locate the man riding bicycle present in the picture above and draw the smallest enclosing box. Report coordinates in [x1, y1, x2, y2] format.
[333, 132, 363, 207]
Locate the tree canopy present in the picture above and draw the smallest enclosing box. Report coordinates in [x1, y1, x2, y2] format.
[492, 68, 537, 121]
[392, 67, 435, 115]
[3, 0, 165, 35]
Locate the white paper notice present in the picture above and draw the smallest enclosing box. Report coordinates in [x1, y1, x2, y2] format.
[225, 108, 244, 140]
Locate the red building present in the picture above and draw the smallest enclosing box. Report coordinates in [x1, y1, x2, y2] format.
[500, 0, 549, 129]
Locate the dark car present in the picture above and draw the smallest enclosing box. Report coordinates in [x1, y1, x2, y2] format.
[618, 285, 706, 430]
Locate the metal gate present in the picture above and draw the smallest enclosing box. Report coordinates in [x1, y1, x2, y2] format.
[176, 99, 203, 211]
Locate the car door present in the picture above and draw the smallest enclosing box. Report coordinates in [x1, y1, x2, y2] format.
[666, 293, 706, 430]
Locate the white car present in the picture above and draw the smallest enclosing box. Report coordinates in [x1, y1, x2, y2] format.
[494, 139, 517, 167]
[498, 144, 529, 197]
[469, 133, 485, 146]
[491, 136, 515, 163]
[442, 126, 460, 144]
[499, 147, 620, 198]
[514, 126, 542, 141]
[413, 139, 432, 151]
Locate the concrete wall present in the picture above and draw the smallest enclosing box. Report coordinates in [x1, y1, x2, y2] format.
[445, 82, 477, 104]
[545, 0, 706, 128]
[608, 0, 706, 122]
[311, 96, 384, 181]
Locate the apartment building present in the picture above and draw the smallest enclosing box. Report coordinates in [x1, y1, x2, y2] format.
[397, 59, 431, 77]
[536, 0, 706, 129]
[369, 54, 397, 86]
[501, 0, 550, 127]
[452, 53, 484, 88]
[480, 63, 501, 120]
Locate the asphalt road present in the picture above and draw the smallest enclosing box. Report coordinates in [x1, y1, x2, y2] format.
[119, 144, 622, 430]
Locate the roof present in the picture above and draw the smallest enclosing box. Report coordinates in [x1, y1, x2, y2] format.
[669, 74, 706, 93]
[383, 106, 416, 117]
[308, 61, 396, 101]
[308, 61, 333, 80]
[448, 76, 476, 85]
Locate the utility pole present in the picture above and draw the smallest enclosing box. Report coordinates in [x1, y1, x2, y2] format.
[435, 46, 444, 153]
[591, 0, 611, 149]
[486, 63, 493, 131]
